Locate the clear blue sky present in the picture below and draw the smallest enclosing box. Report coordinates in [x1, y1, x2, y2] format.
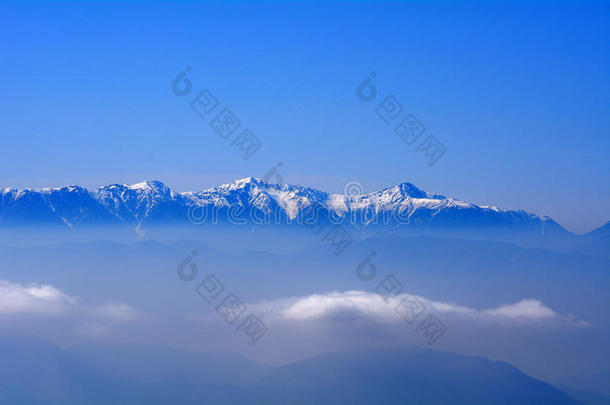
[1, 0, 608, 233]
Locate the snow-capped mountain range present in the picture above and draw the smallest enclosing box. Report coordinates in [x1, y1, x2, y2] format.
[0, 177, 573, 239]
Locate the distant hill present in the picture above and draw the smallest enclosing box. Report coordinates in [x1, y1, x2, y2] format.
[252, 346, 583, 405]
[570, 221, 610, 258]
[0, 341, 584, 405]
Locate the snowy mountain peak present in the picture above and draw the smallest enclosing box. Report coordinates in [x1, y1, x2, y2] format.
[60, 185, 89, 194]
[126, 180, 171, 196]
[395, 182, 431, 198]
[34, 185, 88, 194]
[376, 182, 442, 200]
[222, 177, 268, 191]
[234, 176, 266, 186]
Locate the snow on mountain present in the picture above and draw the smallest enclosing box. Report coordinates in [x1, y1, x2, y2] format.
[0, 177, 570, 238]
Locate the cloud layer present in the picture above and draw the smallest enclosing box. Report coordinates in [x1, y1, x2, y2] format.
[0, 280, 140, 322]
[0, 280, 76, 316]
[251, 290, 584, 326]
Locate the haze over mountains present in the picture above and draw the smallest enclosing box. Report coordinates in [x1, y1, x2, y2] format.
[1, 178, 608, 404]
[0, 342, 586, 405]
[1, 235, 608, 381]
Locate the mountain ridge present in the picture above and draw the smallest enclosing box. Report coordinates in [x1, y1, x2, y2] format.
[4, 177, 606, 252]
[0, 177, 564, 227]
[0, 341, 585, 405]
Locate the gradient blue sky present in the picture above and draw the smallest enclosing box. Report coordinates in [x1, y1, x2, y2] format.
[1, 0, 608, 233]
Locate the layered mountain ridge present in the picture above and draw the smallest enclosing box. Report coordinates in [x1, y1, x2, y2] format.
[0, 342, 585, 405]
[0, 178, 588, 241]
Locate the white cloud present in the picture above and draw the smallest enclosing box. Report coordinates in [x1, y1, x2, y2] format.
[270, 291, 399, 322]
[0, 280, 77, 316]
[252, 290, 581, 326]
[0, 280, 141, 323]
[483, 299, 557, 320]
[89, 302, 141, 322]
[74, 322, 110, 339]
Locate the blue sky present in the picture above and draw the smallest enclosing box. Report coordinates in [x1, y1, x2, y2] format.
[0, 0, 608, 233]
